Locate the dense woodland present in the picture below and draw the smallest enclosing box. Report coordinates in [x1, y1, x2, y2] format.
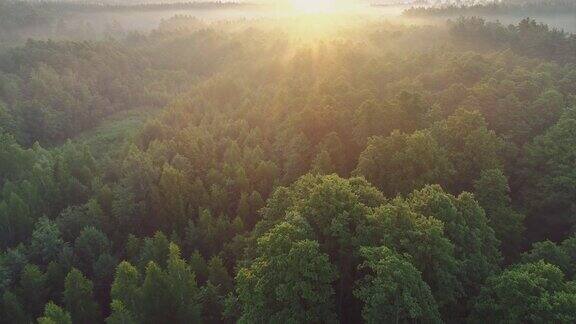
[0, 0, 249, 44]
[1, 2, 576, 323]
[404, 0, 576, 17]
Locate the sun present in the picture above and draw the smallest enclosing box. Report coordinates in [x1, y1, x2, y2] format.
[290, 0, 336, 13]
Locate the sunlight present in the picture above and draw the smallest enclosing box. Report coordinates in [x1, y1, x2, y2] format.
[290, 0, 336, 13]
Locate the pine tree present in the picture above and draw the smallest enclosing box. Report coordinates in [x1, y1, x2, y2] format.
[38, 302, 72, 324]
[63, 268, 101, 324]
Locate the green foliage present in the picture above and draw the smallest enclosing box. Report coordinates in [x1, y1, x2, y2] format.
[522, 116, 576, 241]
[408, 185, 501, 296]
[474, 169, 525, 259]
[1, 290, 28, 323]
[63, 268, 100, 324]
[471, 261, 576, 323]
[38, 302, 72, 324]
[444, 17, 576, 64]
[0, 39, 177, 145]
[31, 217, 64, 264]
[207, 256, 233, 294]
[354, 246, 441, 323]
[434, 108, 506, 191]
[522, 241, 572, 276]
[109, 243, 202, 323]
[17, 263, 48, 317]
[110, 261, 141, 319]
[0, 191, 33, 248]
[56, 202, 103, 243]
[0, 132, 35, 185]
[200, 281, 225, 324]
[0, 244, 28, 290]
[236, 220, 338, 323]
[250, 173, 502, 320]
[189, 250, 209, 284]
[0, 10, 574, 323]
[142, 244, 202, 323]
[74, 227, 111, 277]
[356, 130, 453, 195]
[520, 235, 576, 279]
[106, 300, 137, 324]
[368, 201, 460, 308]
[137, 231, 171, 269]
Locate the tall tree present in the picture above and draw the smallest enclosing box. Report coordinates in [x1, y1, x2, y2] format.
[63, 268, 100, 324]
[366, 201, 461, 309]
[37, 302, 72, 324]
[409, 185, 501, 297]
[471, 261, 576, 323]
[110, 261, 141, 320]
[74, 227, 110, 277]
[434, 108, 505, 191]
[354, 246, 441, 324]
[356, 130, 453, 196]
[474, 169, 524, 260]
[236, 220, 338, 323]
[521, 116, 576, 242]
[17, 264, 48, 318]
[139, 244, 202, 323]
[30, 217, 64, 264]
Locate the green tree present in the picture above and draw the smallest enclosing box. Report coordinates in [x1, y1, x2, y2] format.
[207, 256, 233, 294]
[521, 241, 572, 277]
[164, 244, 202, 322]
[93, 253, 118, 315]
[200, 281, 225, 324]
[38, 302, 72, 324]
[74, 227, 110, 276]
[356, 130, 453, 195]
[31, 217, 64, 264]
[137, 231, 170, 270]
[106, 300, 137, 324]
[151, 164, 190, 233]
[1, 290, 28, 324]
[189, 250, 208, 284]
[0, 192, 33, 248]
[409, 185, 501, 296]
[63, 268, 100, 324]
[474, 169, 524, 259]
[56, 202, 103, 243]
[366, 201, 461, 308]
[354, 246, 441, 323]
[561, 236, 576, 273]
[236, 220, 338, 323]
[0, 244, 28, 289]
[521, 116, 576, 242]
[140, 262, 171, 323]
[434, 108, 505, 191]
[311, 150, 335, 175]
[110, 261, 141, 319]
[471, 261, 576, 323]
[139, 244, 202, 323]
[17, 264, 48, 317]
[353, 99, 389, 146]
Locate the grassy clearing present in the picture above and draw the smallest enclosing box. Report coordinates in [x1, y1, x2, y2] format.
[74, 107, 157, 158]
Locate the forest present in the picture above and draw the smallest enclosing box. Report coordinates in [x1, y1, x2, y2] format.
[0, 0, 250, 44]
[403, 0, 576, 33]
[404, 0, 576, 17]
[1, 0, 576, 323]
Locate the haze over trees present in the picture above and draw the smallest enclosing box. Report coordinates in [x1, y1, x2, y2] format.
[1, 0, 576, 323]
